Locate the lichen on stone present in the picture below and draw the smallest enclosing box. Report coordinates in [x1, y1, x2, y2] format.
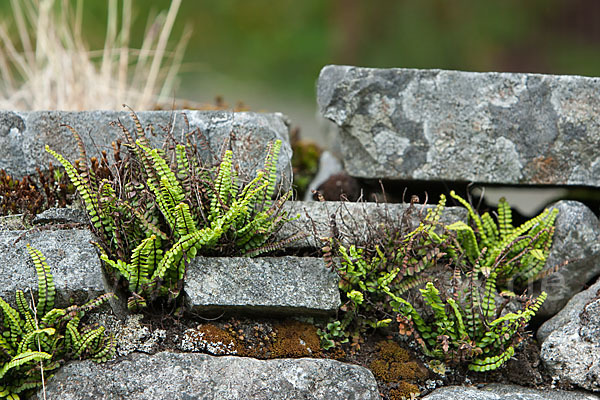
[180, 324, 239, 355]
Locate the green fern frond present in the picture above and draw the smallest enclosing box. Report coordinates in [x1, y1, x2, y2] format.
[0, 351, 52, 380]
[13, 292, 34, 335]
[450, 191, 490, 248]
[497, 197, 513, 240]
[16, 328, 55, 355]
[469, 346, 515, 372]
[25, 245, 55, 317]
[446, 221, 480, 265]
[0, 299, 22, 347]
[46, 145, 101, 229]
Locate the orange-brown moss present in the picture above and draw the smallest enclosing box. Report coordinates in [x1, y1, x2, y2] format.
[270, 321, 322, 358]
[389, 381, 420, 400]
[369, 340, 428, 398]
[376, 340, 411, 363]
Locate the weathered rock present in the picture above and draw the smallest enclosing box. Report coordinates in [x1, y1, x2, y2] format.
[0, 110, 292, 189]
[531, 201, 600, 320]
[318, 65, 600, 186]
[113, 314, 167, 357]
[0, 214, 27, 230]
[185, 256, 339, 316]
[32, 207, 87, 225]
[0, 228, 105, 307]
[538, 278, 600, 343]
[38, 351, 380, 400]
[422, 384, 599, 399]
[279, 200, 467, 249]
[540, 279, 600, 392]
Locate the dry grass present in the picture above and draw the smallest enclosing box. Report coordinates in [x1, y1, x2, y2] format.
[0, 0, 190, 110]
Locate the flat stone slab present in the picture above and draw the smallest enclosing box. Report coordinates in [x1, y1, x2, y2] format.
[0, 110, 292, 189]
[423, 384, 599, 399]
[185, 256, 340, 316]
[280, 200, 467, 249]
[318, 65, 600, 186]
[0, 228, 105, 307]
[540, 278, 600, 392]
[38, 351, 380, 400]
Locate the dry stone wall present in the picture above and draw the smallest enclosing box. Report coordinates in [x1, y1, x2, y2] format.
[0, 66, 598, 398]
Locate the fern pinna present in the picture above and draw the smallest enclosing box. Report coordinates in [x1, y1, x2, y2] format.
[0, 245, 114, 399]
[47, 110, 299, 310]
[446, 191, 558, 288]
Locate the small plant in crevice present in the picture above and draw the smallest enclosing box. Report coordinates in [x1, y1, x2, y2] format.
[290, 127, 322, 199]
[386, 261, 547, 372]
[47, 110, 301, 310]
[0, 245, 114, 399]
[319, 192, 554, 373]
[0, 164, 74, 220]
[318, 196, 451, 350]
[446, 190, 559, 290]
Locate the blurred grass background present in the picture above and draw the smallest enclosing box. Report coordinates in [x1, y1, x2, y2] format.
[2, 0, 600, 138]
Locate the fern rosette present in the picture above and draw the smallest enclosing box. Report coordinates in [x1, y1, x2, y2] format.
[47, 111, 300, 310]
[0, 246, 114, 399]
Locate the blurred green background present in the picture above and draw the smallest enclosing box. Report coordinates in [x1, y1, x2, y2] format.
[4, 0, 600, 138]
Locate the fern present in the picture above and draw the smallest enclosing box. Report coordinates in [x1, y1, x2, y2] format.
[448, 191, 559, 287]
[319, 196, 449, 349]
[0, 247, 114, 399]
[390, 275, 547, 371]
[47, 111, 298, 310]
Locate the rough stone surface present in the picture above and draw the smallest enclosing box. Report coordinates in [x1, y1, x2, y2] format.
[531, 201, 600, 320]
[280, 200, 467, 249]
[38, 351, 380, 400]
[422, 384, 599, 399]
[538, 278, 600, 343]
[32, 207, 87, 225]
[318, 65, 600, 186]
[540, 279, 600, 392]
[185, 256, 340, 316]
[0, 228, 105, 307]
[0, 214, 26, 230]
[0, 110, 292, 189]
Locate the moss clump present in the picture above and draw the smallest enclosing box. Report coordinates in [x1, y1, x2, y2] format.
[290, 128, 322, 199]
[376, 340, 411, 363]
[0, 164, 73, 218]
[389, 381, 420, 400]
[270, 321, 322, 358]
[369, 341, 427, 398]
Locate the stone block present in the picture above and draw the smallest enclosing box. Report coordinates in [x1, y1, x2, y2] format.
[318, 65, 600, 186]
[38, 351, 380, 400]
[0, 110, 292, 190]
[0, 228, 105, 307]
[185, 256, 339, 316]
[423, 384, 599, 399]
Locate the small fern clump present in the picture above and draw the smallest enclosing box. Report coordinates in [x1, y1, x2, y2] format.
[387, 273, 546, 371]
[0, 246, 114, 399]
[47, 110, 299, 310]
[446, 191, 558, 289]
[320, 192, 555, 372]
[318, 197, 450, 350]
